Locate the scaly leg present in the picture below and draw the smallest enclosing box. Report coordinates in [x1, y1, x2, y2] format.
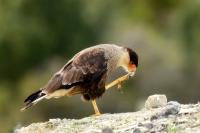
[91, 100, 101, 116]
[105, 73, 132, 90]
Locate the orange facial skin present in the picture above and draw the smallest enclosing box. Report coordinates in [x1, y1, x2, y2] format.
[128, 63, 136, 72]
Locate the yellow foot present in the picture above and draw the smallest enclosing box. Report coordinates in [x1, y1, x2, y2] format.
[91, 112, 101, 116]
[117, 81, 122, 89]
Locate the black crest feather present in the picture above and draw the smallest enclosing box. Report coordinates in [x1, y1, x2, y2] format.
[126, 48, 138, 67]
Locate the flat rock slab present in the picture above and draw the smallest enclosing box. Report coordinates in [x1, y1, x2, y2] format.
[15, 103, 200, 133]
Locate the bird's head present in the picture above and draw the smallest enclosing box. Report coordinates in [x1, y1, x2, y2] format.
[118, 47, 138, 76]
[126, 48, 138, 76]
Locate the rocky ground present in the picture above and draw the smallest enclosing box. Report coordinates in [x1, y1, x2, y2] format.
[15, 95, 200, 133]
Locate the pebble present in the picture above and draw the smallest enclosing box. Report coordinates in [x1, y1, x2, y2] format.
[133, 128, 141, 133]
[101, 128, 113, 133]
[145, 94, 167, 109]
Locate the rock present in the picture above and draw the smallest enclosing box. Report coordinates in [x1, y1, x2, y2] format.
[145, 94, 167, 109]
[14, 95, 200, 133]
[142, 123, 153, 129]
[151, 101, 181, 120]
[133, 128, 141, 133]
[101, 128, 113, 133]
[165, 101, 181, 115]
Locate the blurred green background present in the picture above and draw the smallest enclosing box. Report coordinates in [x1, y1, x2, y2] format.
[1, 0, 200, 132]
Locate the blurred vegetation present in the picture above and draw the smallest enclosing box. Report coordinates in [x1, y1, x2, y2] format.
[0, 0, 200, 132]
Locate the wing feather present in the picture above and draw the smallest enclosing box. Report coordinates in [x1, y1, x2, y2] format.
[43, 48, 108, 94]
[62, 48, 107, 86]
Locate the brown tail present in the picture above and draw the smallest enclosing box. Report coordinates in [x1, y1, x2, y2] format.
[20, 90, 46, 111]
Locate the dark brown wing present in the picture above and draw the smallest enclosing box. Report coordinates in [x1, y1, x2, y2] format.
[42, 48, 108, 94]
[62, 48, 108, 85]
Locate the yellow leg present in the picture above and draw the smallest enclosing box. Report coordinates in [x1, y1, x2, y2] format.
[105, 73, 131, 90]
[90, 73, 133, 116]
[91, 100, 101, 116]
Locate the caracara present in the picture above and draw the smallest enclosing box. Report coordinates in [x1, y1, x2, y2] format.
[21, 44, 138, 115]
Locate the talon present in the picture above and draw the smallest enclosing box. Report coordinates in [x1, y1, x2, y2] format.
[117, 81, 122, 89]
[91, 112, 101, 116]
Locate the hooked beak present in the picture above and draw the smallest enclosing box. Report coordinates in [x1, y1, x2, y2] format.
[126, 67, 136, 77]
[130, 71, 136, 77]
[128, 64, 137, 77]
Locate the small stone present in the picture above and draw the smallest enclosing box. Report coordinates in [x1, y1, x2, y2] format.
[101, 128, 113, 133]
[143, 123, 153, 129]
[164, 101, 181, 115]
[150, 115, 159, 121]
[150, 101, 181, 120]
[133, 128, 141, 133]
[145, 94, 167, 109]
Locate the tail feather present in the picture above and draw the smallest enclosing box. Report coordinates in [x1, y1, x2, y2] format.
[20, 90, 46, 111]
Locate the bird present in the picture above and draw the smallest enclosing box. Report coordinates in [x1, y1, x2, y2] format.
[20, 44, 138, 115]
